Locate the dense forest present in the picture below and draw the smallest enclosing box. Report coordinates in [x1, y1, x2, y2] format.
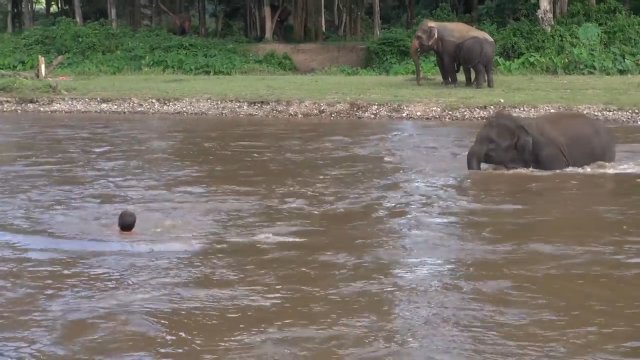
[0, 0, 639, 76]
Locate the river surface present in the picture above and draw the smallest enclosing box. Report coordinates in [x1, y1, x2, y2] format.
[0, 112, 638, 359]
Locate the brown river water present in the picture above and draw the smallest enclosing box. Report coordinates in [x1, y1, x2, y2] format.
[0, 112, 638, 359]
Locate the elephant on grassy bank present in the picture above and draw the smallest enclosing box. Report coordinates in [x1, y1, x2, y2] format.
[454, 36, 495, 88]
[410, 19, 494, 86]
[467, 111, 616, 171]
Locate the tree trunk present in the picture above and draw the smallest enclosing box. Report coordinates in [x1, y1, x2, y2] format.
[262, 0, 271, 40]
[589, 0, 596, 5]
[623, 0, 630, 9]
[372, 0, 380, 39]
[355, 0, 361, 39]
[306, 0, 322, 41]
[244, 0, 249, 37]
[405, 0, 414, 29]
[293, 0, 306, 42]
[45, 0, 52, 16]
[471, 0, 478, 24]
[560, 0, 568, 16]
[108, 0, 117, 29]
[214, 0, 223, 37]
[7, 0, 13, 33]
[22, 0, 33, 29]
[198, 0, 207, 36]
[334, 0, 338, 27]
[537, 0, 554, 31]
[321, 0, 325, 34]
[253, 0, 262, 38]
[152, 0, 160, 26]
[133, 0, 142, 29]
[554, 0, 568, 17]
[140, 0, 152, 27]
[73, 0, 83, 25]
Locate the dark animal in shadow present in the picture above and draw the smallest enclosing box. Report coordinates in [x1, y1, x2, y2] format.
[467, 110, 616, 171]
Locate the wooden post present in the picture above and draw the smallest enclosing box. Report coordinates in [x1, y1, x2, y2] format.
[37, 55, 46, 79]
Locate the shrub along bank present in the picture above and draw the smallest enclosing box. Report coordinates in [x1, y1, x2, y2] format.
[365, 0, 640, 76]
[0, 18, 296, 75]
[0, 1, 638, 77]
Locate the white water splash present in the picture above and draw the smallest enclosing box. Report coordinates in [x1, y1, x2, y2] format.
[0, 231, 203, 253]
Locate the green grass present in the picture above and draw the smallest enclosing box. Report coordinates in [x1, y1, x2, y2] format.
[2, 74, 639, 108]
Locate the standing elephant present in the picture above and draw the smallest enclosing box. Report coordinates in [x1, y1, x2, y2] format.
[410, 19, 494, 86]
[467, 111, 616, 171]
[454, 36, 495, 88]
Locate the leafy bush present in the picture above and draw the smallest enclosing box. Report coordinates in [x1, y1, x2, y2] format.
[2, 3, 639, 78]
[364, 27, 439, 76]
[365, 0, 639, 76]
[0, 18, 296, 75]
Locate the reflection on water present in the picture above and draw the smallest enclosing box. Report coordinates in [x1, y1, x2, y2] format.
[0, 113, 638, 359]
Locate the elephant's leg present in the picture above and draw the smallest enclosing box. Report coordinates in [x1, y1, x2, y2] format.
[463, 66, 473, 87]
[486, 64, 495, 88]
[442, 55, 458, 86]
[473, 64, 486, 89]
[436, 55, 450, 85]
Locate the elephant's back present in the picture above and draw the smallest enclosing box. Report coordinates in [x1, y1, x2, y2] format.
[539, 113, 616, 165]
[423, 19, 494, 42]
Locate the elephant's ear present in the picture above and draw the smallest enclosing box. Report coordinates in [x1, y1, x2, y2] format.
[427, 26, 438, 46]
[515, 126, 533, 168]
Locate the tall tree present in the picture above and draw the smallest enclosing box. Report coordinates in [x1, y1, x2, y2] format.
[307, 0, 323, 41]
[73, 0, 83, 24]
[554, 0, 568, 18]
[263, 0, 271, 40]
[198, 0, 207, 36]
[134, 0, 142, 29]
[45, 0, 52, 16]
[108, 0, 117, 29]
[293, 0, 305, 41]
[22, 0, 33, 29]
[405, 0, 414, 29]
[321, 0, 325, 34]
[372, 0, 379, 39]
[537, 0, 554, 31]
[140, 0, 153, 27]
[6, 0, 13, 33]
[471, 0, 478, 23]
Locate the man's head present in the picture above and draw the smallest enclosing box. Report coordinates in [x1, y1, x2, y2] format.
[118, 210, 136, 232]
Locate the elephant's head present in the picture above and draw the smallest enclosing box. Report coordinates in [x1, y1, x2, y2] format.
[467, 111, 534, 170]
[411, 25, 439, 86]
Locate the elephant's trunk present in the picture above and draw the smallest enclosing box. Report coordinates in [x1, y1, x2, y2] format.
[467, 144, 484, 170]
[410, 38, 422, 86]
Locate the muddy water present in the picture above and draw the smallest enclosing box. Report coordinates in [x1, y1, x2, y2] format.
[0, 113, 638, 359]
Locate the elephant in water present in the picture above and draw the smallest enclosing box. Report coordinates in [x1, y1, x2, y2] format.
[454, 36, 495, 88]
[410, 19, 494, 86]
[467, 111, 616, 171]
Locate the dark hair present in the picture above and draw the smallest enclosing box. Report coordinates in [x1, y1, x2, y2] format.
[118, 210, 136, 232]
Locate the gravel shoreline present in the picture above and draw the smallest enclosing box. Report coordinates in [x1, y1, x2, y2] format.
[1, 97, 639, 124]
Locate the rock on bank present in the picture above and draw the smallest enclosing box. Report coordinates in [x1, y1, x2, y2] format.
[0, 97, 638, 124]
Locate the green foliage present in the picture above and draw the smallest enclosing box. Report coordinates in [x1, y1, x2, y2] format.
[365, 0, 639, 77]
[0, 18, 296, 75]
[365, 27, 412, 73]
[478, 0, 538, 26]
[482, 0, 640, 76]
[364, 27, 438, 76]
[429, 3, 457, 22]
[2, 1, 639, 78]
[0, 77, 67, 94]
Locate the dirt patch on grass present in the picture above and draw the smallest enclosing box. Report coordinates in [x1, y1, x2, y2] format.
[251, 42, 367, 73]
[1, 97, 639, 124]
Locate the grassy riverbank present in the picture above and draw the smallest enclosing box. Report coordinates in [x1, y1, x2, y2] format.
[1, 74, 639, 109]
